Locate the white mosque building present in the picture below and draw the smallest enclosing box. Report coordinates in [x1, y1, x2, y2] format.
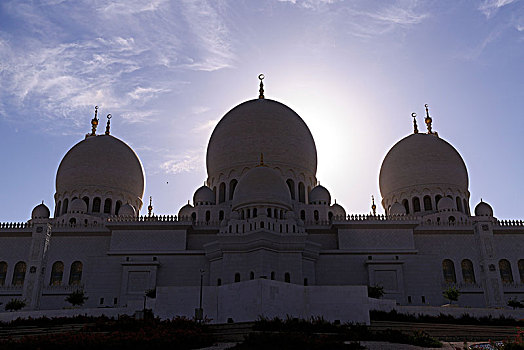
[1, 76, 523, 323]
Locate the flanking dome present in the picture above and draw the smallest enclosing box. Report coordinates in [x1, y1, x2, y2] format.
[55, 134, 145, 215]
[206, 99, 317, 185]
[380, 134, 468, 198]
[309, 185, 331, 205]
[379, 132, 470, 215]
[70, 198, 87, 214]
[31, 203, 50, 219]
[232, 166, 292, 210]
[193, 186, 215, 206]
[475, 201, 493, 217]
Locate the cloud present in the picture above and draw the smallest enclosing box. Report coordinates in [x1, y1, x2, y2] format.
[192, 118, 219, 133]
[160, 152, 204, 174]
[478, 0, 519, 18]
[0, 0, 236, 131]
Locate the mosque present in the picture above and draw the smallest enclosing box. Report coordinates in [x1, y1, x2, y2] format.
[1, 76, 523, 323]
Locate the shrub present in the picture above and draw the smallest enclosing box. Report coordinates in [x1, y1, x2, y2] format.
[5, 298, 26, 311]
[145, 288, 156, 299]
[443, 286, 460, 304]
[508, 299, 524, 309]
[367, 285, 384, 299]
[65, 290, 88, 306]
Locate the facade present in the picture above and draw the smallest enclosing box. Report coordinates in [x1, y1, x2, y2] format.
[1, 82, 524, 321]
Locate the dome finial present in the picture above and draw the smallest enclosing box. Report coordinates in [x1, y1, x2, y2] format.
[371, 195, 377, 216]
[90, 106, 99, 136]
[148, 196, 153, 217]
[424, 104, 433, 134]
[257, 152, 265, 167]
[105, 114, 112, 135]
[258, 74, 265, 99]
[412, 112, 419, 134]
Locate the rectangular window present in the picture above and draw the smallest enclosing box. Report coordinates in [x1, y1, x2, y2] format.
[99, 297, 104, 305]
[407, 296, 412, 303]
[421, 296, 426, 303]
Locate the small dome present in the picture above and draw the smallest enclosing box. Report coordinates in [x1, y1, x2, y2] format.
[56, 135, 145, 208]
[70, 198, 87, 213]
[437, 197, 455, 212]
[118, 203, 136, 217]
[31, 203, 50, 219]
[379, 133, 468, 201]
[390, 202, 406, 216]
[475, 201, 493, 217]
[193, 186, 215, 205]
[178, 203, 194, 218]
[330, 203, 346, 218]
[206, 99, 317, 182]
[232, 166, 292, 210]
[309, 185, 331, 205]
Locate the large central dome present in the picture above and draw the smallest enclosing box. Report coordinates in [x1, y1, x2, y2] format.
[206, 99, 317, 183]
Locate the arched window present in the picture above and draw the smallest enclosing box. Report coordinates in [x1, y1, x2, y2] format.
[412, 197, 421, 212]
[461, 259, 475, 284]
[271, 271, 275, 280]
[247, 209, 251, 219]
[50, 261, 64, 286]
[402, 199, 410, 214]
[205, 210, 210, 222]
[104, 198, 112, 214]
[300, 210, 305, 221]
[423, 196, 432, 211]
[92, 197, 101, 213]
[267, 208, 272, 217]
[456, 197, 463, 213]
[191, 212, 196, 222]
[499, 259, 513, 284]
[115, 201, 122, 215]
[219, 210, 224, 221]
[463, 199, 469, 215]
[12, 261, 26, 286]
[314, 210, 319, 221]
[274, 209, 278, 218]
[298, 182, 305, 203]
[304, 278, 308, 286]
[435, 195, 442, 206]
[0, 262, 7, 286]
[234, 273, 240, 283]
[56, 201, 62, 217]
[286, 179, 295, 200]
[229, 179, 238, 200]
[285, 272, 290, 283]
[448, 216, 456, 223]
[442, 259, 456, 283]
[69, 218, 76, 226]
[62, 198, 69, 214]
[518, 260, 524, 283]
[219, 182, 226, 203]
[250, 271, 255, 280]
[82, 197, 90, 211]
[253, 208, 257, 218]
[69, 261, 83, 285]
[217, 278, 222, 286]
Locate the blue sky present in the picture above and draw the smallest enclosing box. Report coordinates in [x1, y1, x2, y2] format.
[0, 0, 523, 222]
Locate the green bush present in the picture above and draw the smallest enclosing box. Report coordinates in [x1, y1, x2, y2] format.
[5, 298, 26, 311]
[367, 285, 384, 299]
[65, 290, 88, 306]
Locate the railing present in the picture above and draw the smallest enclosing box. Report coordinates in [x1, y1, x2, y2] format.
[0, 222, 32, 229]
[495, 220, 524, 227]
[0, 284, 23, 292]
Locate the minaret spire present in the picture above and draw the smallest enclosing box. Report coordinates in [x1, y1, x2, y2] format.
[412, 112, 419, 134]
[105, 114, 112, 135]
[424, 104, 433, 134]
[90, 106, 99, 136]
[258, 74, 265, 99]
[148, 196, 153, 217]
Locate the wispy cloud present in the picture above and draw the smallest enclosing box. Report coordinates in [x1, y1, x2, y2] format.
[160, 151, 204, 174]
[478, 0, 519, 18]
[0, 0, 235, 131]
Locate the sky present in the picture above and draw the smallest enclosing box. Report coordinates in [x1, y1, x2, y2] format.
[0, 0, 523, 222]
